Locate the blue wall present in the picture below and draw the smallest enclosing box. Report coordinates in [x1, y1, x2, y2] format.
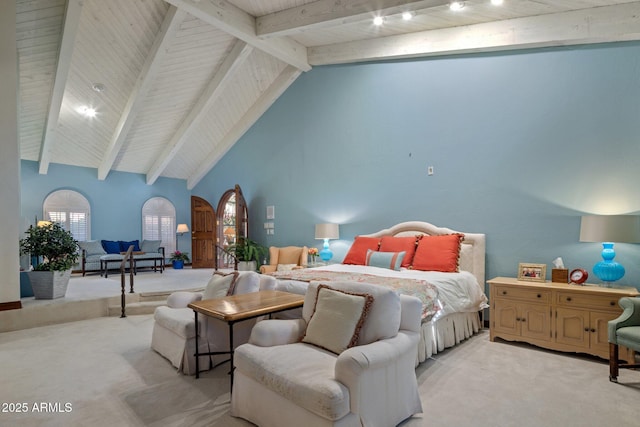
[194, 42, 640, 289]
[20, 160, 192, 251]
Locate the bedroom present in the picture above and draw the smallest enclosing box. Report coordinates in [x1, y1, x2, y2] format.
[15, 39, 640, 296]
[3, 0, 640, 306]
[2, 1, 640, 425]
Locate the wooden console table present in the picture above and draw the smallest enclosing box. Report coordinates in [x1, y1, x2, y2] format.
[488, 277, 639, 360]
[188, 290, 305, 391]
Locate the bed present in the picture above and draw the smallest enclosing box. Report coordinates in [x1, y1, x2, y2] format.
[269, 221, 488, 363]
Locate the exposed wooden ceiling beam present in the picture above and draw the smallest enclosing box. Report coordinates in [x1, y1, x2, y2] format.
[146, 40, 254, 185]
[97, 6, 185, 180]
[165, 0, 311, 72]
[38, 0, 83, 175]
[187, 65, 302, 189]
[308, 3, 640, 65]
[256, 0, 448, 38]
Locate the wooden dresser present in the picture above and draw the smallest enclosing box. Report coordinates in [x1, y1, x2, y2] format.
[488, 277, 639, 360]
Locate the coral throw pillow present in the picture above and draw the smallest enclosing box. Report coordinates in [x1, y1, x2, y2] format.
[412, 234, 464, 272]
[342, 236, 381, 265]
[378, 236, 419, 268]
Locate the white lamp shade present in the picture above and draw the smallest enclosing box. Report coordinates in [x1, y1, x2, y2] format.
[579, 215, 640, 243]
[315, 223, 339, 240]
[176, 224, 190, 234]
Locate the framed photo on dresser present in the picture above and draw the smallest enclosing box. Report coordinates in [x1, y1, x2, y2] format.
[518, 263, 546, 282]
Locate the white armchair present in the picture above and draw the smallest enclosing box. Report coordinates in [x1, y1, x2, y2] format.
[231, 281, 423, 427]
[151, 271, 276, 375]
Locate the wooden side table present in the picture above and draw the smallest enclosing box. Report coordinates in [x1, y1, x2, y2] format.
[188, 290, 305, 391]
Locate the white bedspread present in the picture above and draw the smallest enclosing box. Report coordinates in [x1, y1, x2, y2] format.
[274, 263, 488, 320]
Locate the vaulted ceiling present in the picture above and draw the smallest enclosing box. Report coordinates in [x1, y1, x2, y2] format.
[16, 0, 640, 189]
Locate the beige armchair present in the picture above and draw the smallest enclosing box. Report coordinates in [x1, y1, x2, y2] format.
[151, 271, 276, 375]
[259, 246, 309, 273]
[231, 281, 423, 427]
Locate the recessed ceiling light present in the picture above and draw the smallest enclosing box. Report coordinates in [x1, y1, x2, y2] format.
[92, 83, 105, 93]
[402, 11, 415, 20]
[373, 16, 385, 26]
[78, 106, 96, 118]
[450, 1, 465, 11]
[491, 0, 504, 5]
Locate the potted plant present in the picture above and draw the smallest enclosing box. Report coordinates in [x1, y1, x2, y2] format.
[19, 221, 79, 299]
[226, 238, 267, 271]
[169, 250, 190, 269]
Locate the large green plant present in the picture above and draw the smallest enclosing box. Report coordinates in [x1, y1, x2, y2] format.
[20, 222, 79, 271]
[227, 238, 267, 263]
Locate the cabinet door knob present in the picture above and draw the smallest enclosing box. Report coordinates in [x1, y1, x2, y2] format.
[584, 328, 590, 332]
[566, 297, 572, 302]
[610, 301, 615, 306]
[502, 291, 507, 295]
[537, 294, 541, 298]
[591, 328, 596, 333]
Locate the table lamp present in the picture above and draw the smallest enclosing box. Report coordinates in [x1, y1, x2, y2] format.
[579, 215, 640, 285]
[315, 223, 339, 262]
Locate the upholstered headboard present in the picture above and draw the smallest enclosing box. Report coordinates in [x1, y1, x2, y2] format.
[361, 221, 486, 286]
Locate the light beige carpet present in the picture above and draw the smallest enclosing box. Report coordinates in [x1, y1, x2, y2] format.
[0, 316, 638, 427]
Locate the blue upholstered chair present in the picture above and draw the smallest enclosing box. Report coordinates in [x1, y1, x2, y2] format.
[608, 297, 640, 382]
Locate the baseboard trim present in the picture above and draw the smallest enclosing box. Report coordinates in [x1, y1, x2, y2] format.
[0, 301, 22, 311]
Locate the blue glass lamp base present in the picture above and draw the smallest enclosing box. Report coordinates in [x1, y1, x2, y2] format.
[593, 261, 624, 286]
[593, 242, 625, 287]
[319, 238, 333, 262]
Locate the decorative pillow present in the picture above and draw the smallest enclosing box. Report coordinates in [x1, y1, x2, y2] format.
[302, 285, 374, 354]
[203, 271, 239, 299]
[342, 236, 381, 265]
[365, 249, 405, 271]
[77, 240, 106, 256]
[101, 240, 121, 254]
[378, 236, 420, 268]
[412, 234, 464, 272]
[119, 240, 141, 252]
[140, 240, 162, 253]
[276, 263, 297, 272]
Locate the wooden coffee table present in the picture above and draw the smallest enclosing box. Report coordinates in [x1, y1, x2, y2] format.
[188, 290, 305, 390]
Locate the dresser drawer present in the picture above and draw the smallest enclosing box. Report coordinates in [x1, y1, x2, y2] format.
[493, 286, 550, 303]
[556, 292, 620, 311]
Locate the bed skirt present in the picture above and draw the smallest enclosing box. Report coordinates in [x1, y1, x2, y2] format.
[418, 311, 482, 362]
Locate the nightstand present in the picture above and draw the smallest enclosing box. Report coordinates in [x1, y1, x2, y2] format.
[488, 277, 639, 360]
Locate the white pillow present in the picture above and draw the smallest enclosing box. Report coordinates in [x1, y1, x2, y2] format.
[276, 263, 297, 272]
[203, 272, 239, 300]
[302, 285, 374, 354]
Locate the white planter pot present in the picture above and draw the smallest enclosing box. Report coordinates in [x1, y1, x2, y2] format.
[237, 261, 257, 272]
[27, 270, 72, 299]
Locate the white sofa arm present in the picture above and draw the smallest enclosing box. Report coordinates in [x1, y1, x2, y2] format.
[248, 318, 307, 347]
[334, 331, 422, 425]
[166, 291, 203, 308]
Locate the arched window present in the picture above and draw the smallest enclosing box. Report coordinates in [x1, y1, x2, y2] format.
[142, 197, 176, 255]
[43, 189, 91, 241]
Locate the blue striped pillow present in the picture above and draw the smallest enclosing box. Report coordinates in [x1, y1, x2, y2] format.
[365, 249, 405, 271]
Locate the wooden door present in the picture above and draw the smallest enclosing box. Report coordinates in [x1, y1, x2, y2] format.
[520, 303, 551, 342]
[191, 196, 216, 268]
[590, 310, 619, 355]
[215, 184, 249, 269]
[555, 307, 589, 350]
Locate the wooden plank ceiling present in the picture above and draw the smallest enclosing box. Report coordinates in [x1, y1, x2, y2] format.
[16, 0, 640, 189]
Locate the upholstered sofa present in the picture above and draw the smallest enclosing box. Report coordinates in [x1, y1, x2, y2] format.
[77, 239, 165, 276]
